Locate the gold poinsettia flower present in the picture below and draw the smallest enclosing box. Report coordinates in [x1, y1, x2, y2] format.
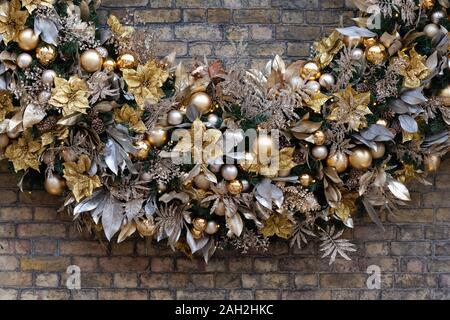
[259, 213, 294, 239]
[0, 90, 14, 122]
[173, 118, 222, 164]
[328, 86, 372, 132]
[0, 0, 29, 45]
[63, 155, 102, 202]
[4, 132, 42, 172]
[395, 48, 429, 88]
[107, 15, 134, 38]
[114, 104, 146, 133]
[21, 0, 54, 13]
[330, 190, 357, 226]
[314, 31, 344, 68]
[241, 147, 297, 178]
[49, 76, 90, 116]
[122, 60, 169, 109]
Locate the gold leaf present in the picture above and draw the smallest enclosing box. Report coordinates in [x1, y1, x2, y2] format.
[258, 213, 294, 239]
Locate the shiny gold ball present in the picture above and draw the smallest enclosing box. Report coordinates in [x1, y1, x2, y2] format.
[193, 218, 208, 232]
[300, 61, 321, 81]
[313, 130, 327, 145]
[190, 92, 212, 114]
[44, 174, 66, 196]
[376, 119, 389, 127]
[365, 43, 387, 65]
[424, 155, 441, 173]
[227, 179, 243, 195]
[36, 45, 57, 66]
[117, 53, 138, 69]
[349, 146, 373, 170]
[326, 151, 349, 173]
[343, 35, 362, 47]
[193, 173, 211, 190]
[422, 0, 435, 9]
[299, 173, 314, 187]
[16, 53, 33, 69]
[205, 221, 219, 235]
[370, 142, 386, 160]
[136, 218, 156, 237]
[134, 140, 152, 160]
[214, 201, 226, 216]
[102, 58, 116, 73]
[311, 145, 328, 160]
[0, 133, 9, 149]
[18, 28, 39, 51]
[80, 49, 103, 73]
[147, 127, 168, 147]
[363, 37, 377, 48]
[191, 227, 203, 239]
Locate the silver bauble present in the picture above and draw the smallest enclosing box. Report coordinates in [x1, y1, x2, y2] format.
[318, 73, 335, 89]
[17, 53, 33, 69]
[305, 80, 321, 92]
[351, 48, 364, 60]
[424, 23, 440, 38]
[167, 110, 183, 126]
[431, 10, 445, 24]
[221, 164, 238, 181]
[207, 113, 220, 127]
[41, 69, 57, 85]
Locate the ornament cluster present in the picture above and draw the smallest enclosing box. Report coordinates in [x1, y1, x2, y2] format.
[1, 0, 450, 264]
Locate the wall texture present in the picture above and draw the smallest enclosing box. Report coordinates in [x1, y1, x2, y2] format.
[1, 0, 450, 300]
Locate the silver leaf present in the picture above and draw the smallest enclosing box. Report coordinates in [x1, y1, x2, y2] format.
[124, 198, 144, 220]
[226, 213, 243, 237]
[104, 139, 119, 175]
[401, 88, 427, 105]
[336, 26, 377, 37]
[144, 197, 157, 217]
[23, 104, 46, 129]
[102, 196, 124, 241]
[73, 189, 105, 215]
[399, 114, 418, 133]
[186, 105, 201, 122]
[186, 229, 209, 254]
[202, 239, 217, 264]
[34, 16, 59, 46]
[387, 178, 411, 201]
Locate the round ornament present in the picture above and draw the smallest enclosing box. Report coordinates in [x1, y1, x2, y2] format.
[147, 127, 168, 147]
[351, 48, 364, 60]
[17, 53, 33, 69]
[80, 49, 103, 73]
[305, 80, 321, 92]
[313, 130, 327, 145]
[365, 43, 387, 65]
[319, 73, 335, 89]
[431, 10, 446, 24]
[424, 23, 440, 38]
[300, 61, 321, 81]
[424, 155, 441, 173]
[326, 151, 349, 173]
[193, 218, 208, 232]
[227, 179, 243, 195]
[349, 146, 373, 170]
[134, 140, 152, 160]
[17, 28, 39, 51]
[102, 58, 116, 73]
[190, 92, 212, 114]
[299, 173, 314, 187]
[117, 53, 138, 69]
[36, 45, 57, 65]
[205, 221, 219, 235]
[370, 142, 386, 159]
[41, 69, 57, 85]
[44, 174, 65, 196]
[193, 173, 211, 190]
[221, 164, 239, 181]
[214, 201, 226, 216]
[167, 110, 184, 125]
[311, 145, 328, 160]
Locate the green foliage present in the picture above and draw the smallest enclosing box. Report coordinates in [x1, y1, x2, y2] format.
[415, 36, 433, 56]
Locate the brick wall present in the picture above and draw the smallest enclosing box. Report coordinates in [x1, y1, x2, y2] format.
[1, 0, 450, 300]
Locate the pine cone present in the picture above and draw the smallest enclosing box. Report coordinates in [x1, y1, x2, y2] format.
[86, 109, 99, 122]
[346, 169, 364, 190]
[356, 82, 370, 93]
[294, 145, 308, 164]
[91, 118, 105, 134]
[380, 109, 396, 121]
[36, 116, 58, 133]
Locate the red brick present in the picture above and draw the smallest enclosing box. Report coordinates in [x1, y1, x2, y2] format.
[19, 191, 61, 206]
[150, 257, 174, 272]
[0, 207, 32, 221]
[33, 207, 58, 221]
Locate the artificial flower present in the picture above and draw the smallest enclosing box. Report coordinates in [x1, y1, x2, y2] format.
[63, 155, 102, 202]
[122, 60, 169, 109]
[0, 0, 29, 44]
[395, 48, 429, 88]
[0, 90, 14, 122]
[258, 213, 294, 239]
[4, 132, 42, 172]
[21, 0, 54, 13]
[114, 104, 146, 133]
[49, 76, 90, 116]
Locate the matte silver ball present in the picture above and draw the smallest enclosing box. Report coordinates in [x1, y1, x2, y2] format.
[167, 110, 183, 126]
[17, 53, 33, 69]
[431, 10, 445, 24]
[424, 23, 440, 38]
[351, 48, 364, 60]
[312, 145, 329, 160]
[207, 113, 220, 127]
[318, 73, 335, 89]
[38, 91, 51, 104]
[205, 221, 219, 235]
[141, 172, 152, 181]
[241, 179, 250, 192]
[305, 80, 321, 92]
[41, 69, 57, 85]
[221, 164, 238, 181]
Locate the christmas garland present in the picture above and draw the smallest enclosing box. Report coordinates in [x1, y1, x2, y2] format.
[1, 0, 449, 264]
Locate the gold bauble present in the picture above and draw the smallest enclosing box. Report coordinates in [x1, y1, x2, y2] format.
[190, 92, 212, 114]
[326, 151, 349, 173]
[363, 37, 377, 48]
[80, 49, 103, 73]
[193, 173, 211, 190]
[134, 140, 152, 160]
[214, 201, 226, 216]
[370, 142, 386, 160]
[193, 218, 208, 232]
[227, 179, 243, 195]
[349, 146, 373, 170]
[422, 0, 435, 9]
[438, 84, 450, 106]
[18, 28, 39, 51]
[147, 127, 168, 147]
[300, 61, 321, 81]
[299, 173, 314, 187]
[376, 119, 389, 127]
[36, 45, 57, 65]
[365, 43, 387, 65]
[205, 221, 219, 235]
[16, 53, 33, 69]
[44, 174, 66, 196]
[102, 58, 116, 73]
[136, 218, 156, 237]
[117, 53, 138, 69]
[424, 155, 441, 173]
[343, 35, 362, 47]
[313, 130, 327, 145]
[278, 168, 291, 177]
[311, 145, 328, 160]
[191, 227, 203, 239]
[0, 133, 9, 149]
